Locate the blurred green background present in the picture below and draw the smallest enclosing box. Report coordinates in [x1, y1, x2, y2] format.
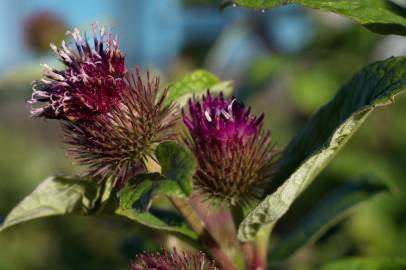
[0, 1, 405, 269]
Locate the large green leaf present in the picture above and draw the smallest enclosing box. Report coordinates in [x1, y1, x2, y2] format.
[166, 69, 233, 106]
[0, 176, 99, 231]
[155, 141, 197, 196]
[269, 177, 390, 262]
[228, 0, 406, 35]
[320, 257, 406, 270]
[238, 56, 406, 241]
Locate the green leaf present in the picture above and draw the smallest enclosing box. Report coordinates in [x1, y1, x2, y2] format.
[99, 176, 115, 206]
[113, 142, 198, 239]
[238, 56, 406, 241]
[115, 189, 198, 241]
[166, 69, 233, 106]
[115, 208, 198, 241]
[320, 257, 406, 270]
[119, 177, 154, 210]
[119, 173, 186, 211]
[156, 141, 197, 196]
[0, 176, 99, 231]
[269, 177, 390, 263]
[229, 0, 406, 35]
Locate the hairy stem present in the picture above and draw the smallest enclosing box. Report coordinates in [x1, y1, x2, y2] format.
[170, 197, 238, 270]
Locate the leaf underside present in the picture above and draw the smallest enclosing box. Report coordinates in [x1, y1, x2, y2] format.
[0, 176, 99, 231]
[230, 0, 406, 35]
[238, 56, 406, 241]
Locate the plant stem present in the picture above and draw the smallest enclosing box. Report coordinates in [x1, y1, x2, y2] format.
[241, 242, 266, 270]
[170, 197, 238, 270]
[145, 156, 238, 269]
[241, 224, 273, 270]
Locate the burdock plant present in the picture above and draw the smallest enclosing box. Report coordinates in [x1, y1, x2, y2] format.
[1, 7, 406, 270]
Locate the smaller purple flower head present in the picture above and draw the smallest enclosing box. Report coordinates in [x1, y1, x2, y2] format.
[182, 91, 277, 206]
[29, 24, 126, 121]
[130, 248, 218, 270]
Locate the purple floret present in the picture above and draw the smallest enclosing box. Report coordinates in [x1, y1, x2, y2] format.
[183, 92, 264, 152]
[29, 24, 126, 121]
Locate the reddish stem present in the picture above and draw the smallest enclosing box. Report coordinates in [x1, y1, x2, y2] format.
[170, 197, 237, 270]
[242, 242, 267, 270]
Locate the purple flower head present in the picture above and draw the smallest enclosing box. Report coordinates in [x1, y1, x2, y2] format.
[63, 69, 179, 187]
[183, 91, 264, 150]
[130, 248, 218, 270]
[29, 24, 126, 121]
[183, 91, 277, 205]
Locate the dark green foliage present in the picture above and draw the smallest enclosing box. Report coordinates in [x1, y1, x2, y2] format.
[228, 0, 406, 35]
